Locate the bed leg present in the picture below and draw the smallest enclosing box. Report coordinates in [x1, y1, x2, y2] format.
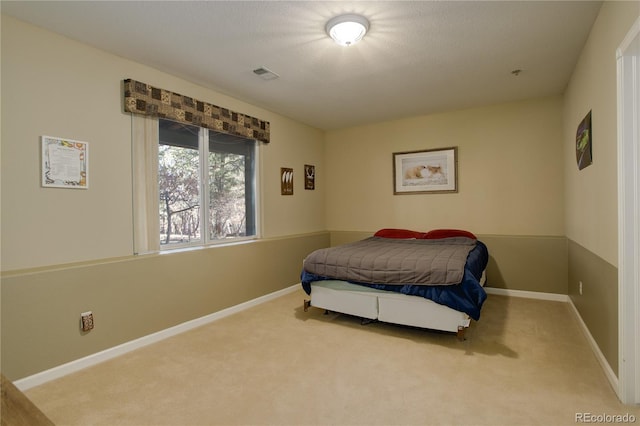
[324, 309, 330, 315]
[303, 299, 311, 312]
[457, 326, 466, 341]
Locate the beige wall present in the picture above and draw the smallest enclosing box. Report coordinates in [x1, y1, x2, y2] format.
[3, 2, 639, 382]
[324, 97, 565, 236]
[563, 1, 638, 268]
[2, 232, 329, 379]
[330, 231, 569, 295]
[1, 16, 327, 379]
[568, 239, 618, 375]
[562, 1, 640, 376]
[0, 15, 326, 271]
[324, 97, 567, 295]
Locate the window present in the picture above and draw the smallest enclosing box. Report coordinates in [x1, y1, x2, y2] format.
[158, 118, 258, 248]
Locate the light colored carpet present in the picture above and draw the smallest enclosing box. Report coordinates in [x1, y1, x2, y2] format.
[26, 288, 640, 426]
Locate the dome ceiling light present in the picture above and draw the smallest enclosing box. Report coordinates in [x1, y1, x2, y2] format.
[326, 14, 369, 46]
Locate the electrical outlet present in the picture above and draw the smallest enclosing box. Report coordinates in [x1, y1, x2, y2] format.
[579, 281, 583, 296]
[80, 311, 94, 332]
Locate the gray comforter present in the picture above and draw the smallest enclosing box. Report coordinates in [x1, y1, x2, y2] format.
[303, 236, 477, 286]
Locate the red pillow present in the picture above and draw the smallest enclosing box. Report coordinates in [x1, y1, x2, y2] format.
[424, 229, 477, 240]
[374, 228, 426, 239]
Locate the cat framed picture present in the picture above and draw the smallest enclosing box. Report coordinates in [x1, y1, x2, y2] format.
[393, 147, 457, 194]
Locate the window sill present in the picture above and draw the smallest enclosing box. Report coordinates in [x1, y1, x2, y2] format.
[159, 237, 258, 255]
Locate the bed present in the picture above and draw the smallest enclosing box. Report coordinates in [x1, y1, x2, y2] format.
[301, 228, 489, 339]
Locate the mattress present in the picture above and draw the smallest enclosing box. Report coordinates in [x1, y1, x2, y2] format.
[302, 240, 489, 320]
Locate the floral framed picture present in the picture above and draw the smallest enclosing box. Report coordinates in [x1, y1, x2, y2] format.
[393, 147, 457, 194]
[41, 135, 89, 189]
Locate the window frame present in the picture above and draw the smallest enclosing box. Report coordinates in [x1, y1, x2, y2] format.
[158, 118, 260, 251]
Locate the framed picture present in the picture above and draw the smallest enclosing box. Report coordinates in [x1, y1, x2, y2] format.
[393, 147, 457, 194]
[576, 110, 592, 170]
[41, 136, 89, 189]
[281, 167, 293, 195]
[304, 164, 315, 190]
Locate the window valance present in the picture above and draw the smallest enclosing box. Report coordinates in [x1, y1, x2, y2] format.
[123, 79, 270, 144]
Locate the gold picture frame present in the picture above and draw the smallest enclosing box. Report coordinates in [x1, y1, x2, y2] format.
[393, 147, 457, 194]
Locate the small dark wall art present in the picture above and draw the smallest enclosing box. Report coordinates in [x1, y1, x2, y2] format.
[304, 164, 315, 190]
[576, 111, 592, 170]
[281, 168, 293, 195]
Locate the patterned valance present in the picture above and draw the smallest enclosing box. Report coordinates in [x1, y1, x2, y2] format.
[123, 79, 270, 143]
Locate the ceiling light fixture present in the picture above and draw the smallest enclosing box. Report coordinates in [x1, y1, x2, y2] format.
[326, 14, 369, 46]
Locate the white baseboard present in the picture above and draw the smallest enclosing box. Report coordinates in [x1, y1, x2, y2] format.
[14, 284, 300, 391]
[567, 297, 619, 395]
[15, 284, 618, 398]
[486, 287, 618, 396]
[484, 286, 569, 302]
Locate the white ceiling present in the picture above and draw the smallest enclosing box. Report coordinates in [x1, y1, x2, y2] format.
[2, 1, 602, 130]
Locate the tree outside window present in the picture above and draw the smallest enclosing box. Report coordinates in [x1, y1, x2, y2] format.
[158, 119, 257, 248]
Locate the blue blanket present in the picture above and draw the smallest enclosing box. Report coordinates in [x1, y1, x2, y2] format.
[301, 240, 488, 321]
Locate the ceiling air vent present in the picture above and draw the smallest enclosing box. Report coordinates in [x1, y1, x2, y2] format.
[253, 66, 279, 81]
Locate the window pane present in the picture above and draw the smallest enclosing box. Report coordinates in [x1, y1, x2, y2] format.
[159, 121, 201, 246]
[208, 151, 245, 238]
[208, 132, 256, 240]
[157, 119, 257, 248]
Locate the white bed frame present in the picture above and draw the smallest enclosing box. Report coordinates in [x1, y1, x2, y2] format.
[303, 272, 486, 339]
